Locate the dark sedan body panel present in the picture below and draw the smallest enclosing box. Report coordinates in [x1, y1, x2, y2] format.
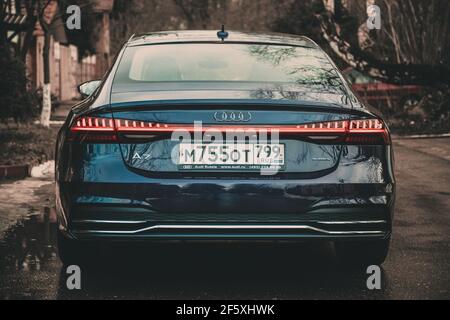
[56, 132, 394, 240]
[56, 31, 395, 265]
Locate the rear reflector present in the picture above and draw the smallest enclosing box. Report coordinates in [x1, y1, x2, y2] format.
[70, 117, 390, 144]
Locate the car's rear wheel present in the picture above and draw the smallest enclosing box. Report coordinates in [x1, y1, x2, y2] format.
[57, 231, 97, 266]
[334, 239, 390, 267]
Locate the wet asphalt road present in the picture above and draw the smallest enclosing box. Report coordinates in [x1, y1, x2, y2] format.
[0, 138, 449, 300]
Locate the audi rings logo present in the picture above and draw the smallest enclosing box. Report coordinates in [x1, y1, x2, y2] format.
[213, 111, 252, 122]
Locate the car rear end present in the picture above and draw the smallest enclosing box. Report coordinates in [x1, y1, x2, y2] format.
[56, 32, 395, 265]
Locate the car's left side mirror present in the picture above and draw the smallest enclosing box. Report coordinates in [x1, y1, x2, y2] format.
[78, 80, 102, 98]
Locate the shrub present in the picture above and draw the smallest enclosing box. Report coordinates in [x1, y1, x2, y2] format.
[0, 46, 38, 123]
[387, 85, 450, 134]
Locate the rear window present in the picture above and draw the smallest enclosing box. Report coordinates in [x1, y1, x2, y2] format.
[113, 43, 344, 88]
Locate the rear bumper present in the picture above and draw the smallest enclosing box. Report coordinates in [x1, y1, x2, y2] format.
[61, 207, 392, 242]
[67, 225, 391, 242]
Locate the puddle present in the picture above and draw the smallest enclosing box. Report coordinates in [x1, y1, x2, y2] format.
[0, 206, 62, 299]
[0, 177, 53, 237]
[0, 207, 58, 273]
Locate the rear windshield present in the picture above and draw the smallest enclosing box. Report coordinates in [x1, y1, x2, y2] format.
[113, 43, 344, 88]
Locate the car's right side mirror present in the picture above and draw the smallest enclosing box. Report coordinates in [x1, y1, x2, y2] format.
[77, 80, 102, 98]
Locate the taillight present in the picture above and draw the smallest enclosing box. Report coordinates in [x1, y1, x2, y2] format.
[69, 117, 117, 143]
[70, 116, 390, 145]
[346, 119, 390, 145]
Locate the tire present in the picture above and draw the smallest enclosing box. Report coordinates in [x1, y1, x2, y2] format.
[334, 239, 390, 267]
[57, 231, 97, 266]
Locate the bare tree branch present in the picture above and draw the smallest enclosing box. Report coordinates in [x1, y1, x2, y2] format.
[316, 8, 450, 86]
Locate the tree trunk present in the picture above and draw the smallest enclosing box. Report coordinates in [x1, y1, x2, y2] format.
[40, 23, 51, 127]
[94, 12, 111, 78]
[0, 1, 7, 48]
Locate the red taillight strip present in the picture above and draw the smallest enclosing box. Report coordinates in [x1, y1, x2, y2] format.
[71, 117, 356, 133]
[70, 117, 387, 141]
[72, 117, 115, 132]
[348, 119, 385, 132]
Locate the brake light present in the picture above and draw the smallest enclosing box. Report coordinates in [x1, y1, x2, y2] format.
[346, 119, 390, 145]
[70, 116, 389, 144]
[69, 117, 117, 143]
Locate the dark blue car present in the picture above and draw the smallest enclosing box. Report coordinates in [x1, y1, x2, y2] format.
[55, 30, 395, 266]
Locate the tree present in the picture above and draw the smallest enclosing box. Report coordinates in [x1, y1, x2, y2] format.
[58, 0, 97, 58]
[173, 0, 213, 29]
[273, 0, 324, 44]
[0, 0, 40, 123]
[315, 0, 450, 85]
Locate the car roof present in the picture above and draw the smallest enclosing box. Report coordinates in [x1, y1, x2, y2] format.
[127, 30, 318, 48]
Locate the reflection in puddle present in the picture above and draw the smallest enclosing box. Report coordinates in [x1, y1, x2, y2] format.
[0, 207, 58, 273]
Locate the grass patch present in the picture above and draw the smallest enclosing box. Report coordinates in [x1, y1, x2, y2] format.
[0, 124, 59, 166]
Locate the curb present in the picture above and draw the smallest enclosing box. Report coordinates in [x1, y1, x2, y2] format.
[392, 133, 450, 140]
[50, 120, 65, 126]
[0, 165, 30, 179]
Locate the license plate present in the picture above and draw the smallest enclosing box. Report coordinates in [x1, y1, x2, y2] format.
[178, 143, 285, 171]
